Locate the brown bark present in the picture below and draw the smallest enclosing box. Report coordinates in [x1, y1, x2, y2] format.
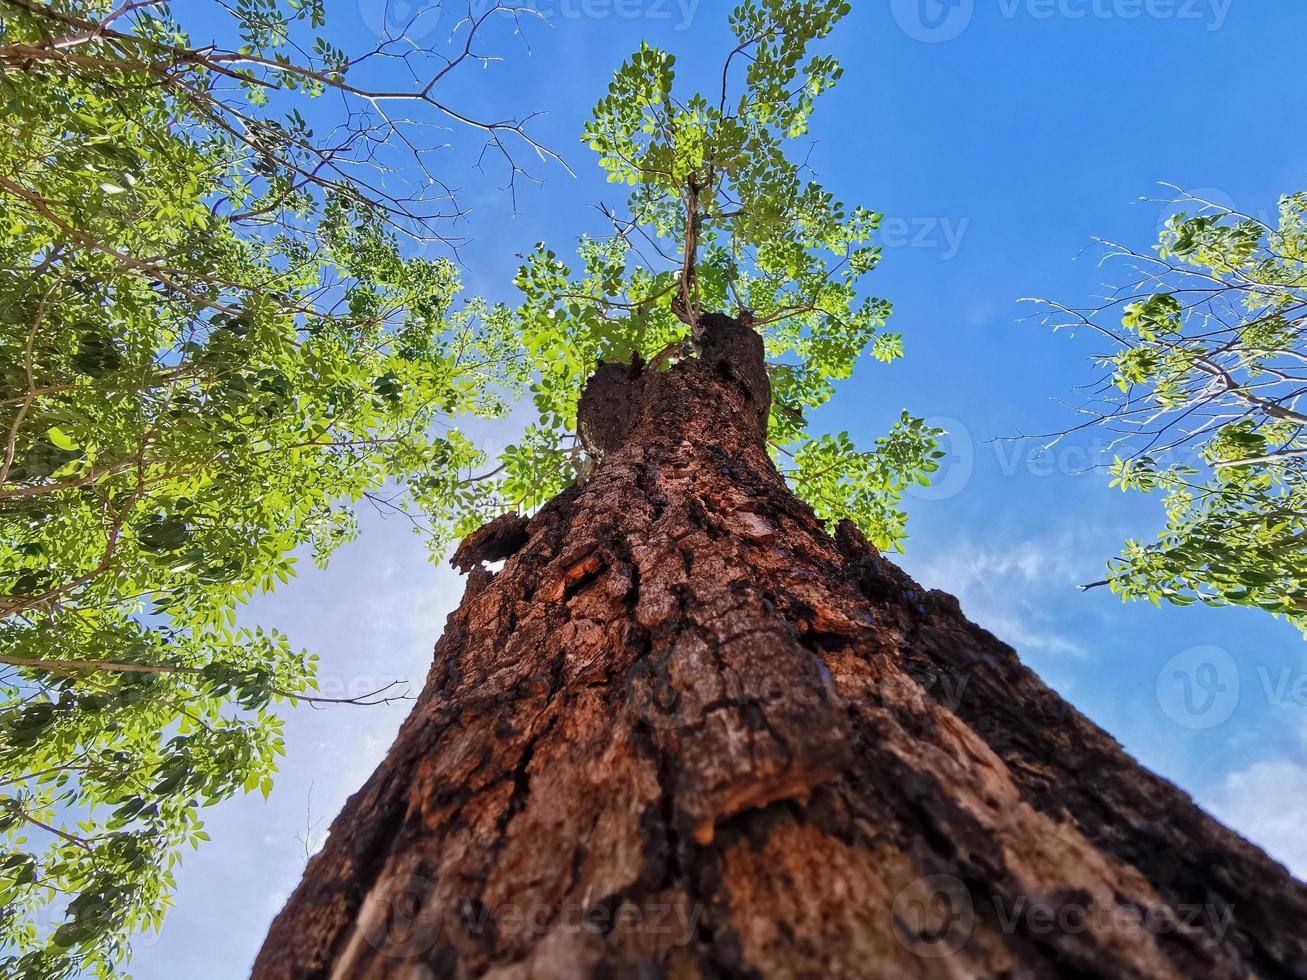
[254, 315, 1307, 979]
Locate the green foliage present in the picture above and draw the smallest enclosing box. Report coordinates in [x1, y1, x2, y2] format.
[496, 0, 941, 548]
[785, 415, 944, 549]
[1056, 191, 1307, 632]
[0, 2, 528, 975]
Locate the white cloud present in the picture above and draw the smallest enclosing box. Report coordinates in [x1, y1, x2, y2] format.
[971, 610, 1088, 657]
[911, 533, 1095, 593]
[902, 532, 1099, 658]
[1203, 759, 1307, 880]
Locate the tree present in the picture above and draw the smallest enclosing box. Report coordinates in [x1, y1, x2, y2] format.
[1036, 188, 1307, 634]
[257, 6, 1307, 978]
[474, 0, 943, 550]
[0, 1, 546, 975]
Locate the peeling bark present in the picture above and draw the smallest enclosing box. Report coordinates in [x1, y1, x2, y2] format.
[254, 317, 1307, 979]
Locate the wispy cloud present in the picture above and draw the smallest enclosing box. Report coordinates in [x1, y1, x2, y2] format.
[901, 531, 1102, 658]
[971, 610, 1088, 657]
[1202, 759, 1307, 880]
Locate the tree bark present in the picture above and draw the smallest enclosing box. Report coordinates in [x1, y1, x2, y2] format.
[254, 315, 1307, 979]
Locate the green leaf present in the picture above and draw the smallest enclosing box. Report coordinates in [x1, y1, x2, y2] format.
[46, 426, 79, 451]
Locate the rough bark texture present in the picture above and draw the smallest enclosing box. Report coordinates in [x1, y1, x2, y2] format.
[255, 316, 1307, 979]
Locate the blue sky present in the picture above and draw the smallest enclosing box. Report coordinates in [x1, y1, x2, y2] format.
[129, 1, 1307, 975]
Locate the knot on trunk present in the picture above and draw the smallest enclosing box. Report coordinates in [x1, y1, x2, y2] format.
[575, 315, 772, 457]
[697, 313, 771, 429]
[577, 356, 649, 455]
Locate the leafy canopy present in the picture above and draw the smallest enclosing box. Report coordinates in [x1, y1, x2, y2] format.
[1047, 190, 1307, 633]
[0, 1, 537, 975]
[484, 0, 942, 549]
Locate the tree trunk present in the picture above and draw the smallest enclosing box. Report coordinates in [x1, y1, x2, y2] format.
[254, 316, 1307, 979]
